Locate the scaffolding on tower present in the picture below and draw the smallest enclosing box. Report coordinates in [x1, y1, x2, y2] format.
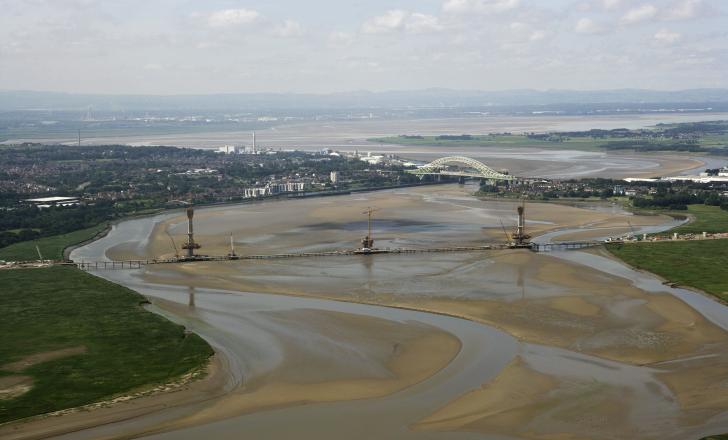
[510, 200, 532, 248]
[357, 207, 380, 253]
[181, 206, 201, 258]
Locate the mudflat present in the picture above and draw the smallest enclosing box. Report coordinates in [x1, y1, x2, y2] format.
[123, 184, 728, 438]
[25, 183, 726, 440]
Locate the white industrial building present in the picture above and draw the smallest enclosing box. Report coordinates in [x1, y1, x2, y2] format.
[217, 145, 242, 154]
[24, 196, 80, 208]
[360, 152, 384, 165]
[243, 182, 307, 198]
[662, 175, 728, 183]
[625, 173, 728, 184]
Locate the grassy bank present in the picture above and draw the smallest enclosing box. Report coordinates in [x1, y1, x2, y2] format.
[0, 223, 108, 262]
[606, 240, 728, 302]
[669, 205, 728, 235]
[0, 266, 213, 424]
[368, 134, 605, 151]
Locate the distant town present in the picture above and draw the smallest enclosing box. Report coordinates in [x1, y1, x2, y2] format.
[2, 135, 728, 252]
[0, 143, 423, 249]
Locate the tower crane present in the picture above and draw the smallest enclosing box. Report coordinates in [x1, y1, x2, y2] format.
[360, 207, 380, 251]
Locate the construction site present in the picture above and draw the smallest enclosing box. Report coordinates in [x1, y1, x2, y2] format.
[62, 199, 609, 271]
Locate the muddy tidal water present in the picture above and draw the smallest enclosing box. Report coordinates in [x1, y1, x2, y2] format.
[70, 184, 728, 440]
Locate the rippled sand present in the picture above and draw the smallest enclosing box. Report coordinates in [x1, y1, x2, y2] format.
[147, 306, 461, 434]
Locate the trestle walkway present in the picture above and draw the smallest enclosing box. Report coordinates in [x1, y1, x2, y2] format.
[531, 241, 602, 252]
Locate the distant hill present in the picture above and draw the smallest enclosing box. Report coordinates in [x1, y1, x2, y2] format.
[2, 88, 728, 112]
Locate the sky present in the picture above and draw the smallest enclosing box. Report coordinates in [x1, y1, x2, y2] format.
[0, 0, 726, 94]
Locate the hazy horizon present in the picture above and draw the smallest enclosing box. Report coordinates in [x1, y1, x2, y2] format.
[1, 0, 726, 95]
[3, 86, 728, 97]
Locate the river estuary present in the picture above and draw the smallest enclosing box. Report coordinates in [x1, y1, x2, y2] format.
[61, 184, 728, 440]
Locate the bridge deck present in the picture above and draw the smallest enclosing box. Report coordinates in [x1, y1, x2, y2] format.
[72, 241, 603, 270]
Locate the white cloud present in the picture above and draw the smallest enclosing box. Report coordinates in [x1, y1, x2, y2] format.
[529, 30, 546, 41]
[620, 4, 658, 24]
[443, 0, 519, 15]
[362, 10, 443, 34]
[509, 21, 527, 31]
[273, 19, 304, 37]
[507, 22, 548, 43]
[362, 10, 407, 34]
[654, 28, 682, 44]
[664, 0, 703, 20]
[328, 31, 354, 47]
[207, 9, 259, 28]
[574, 17, 605, 34]
[602, 0, 622, 10]
[406, 13, 444, 33]
[1, 0, 726, 93]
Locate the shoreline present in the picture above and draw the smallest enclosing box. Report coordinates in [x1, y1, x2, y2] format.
[62, 223, 113, 262]
[601, 241, 728, 308]
[0, 354, 230, 440]
[0, 287, 469, 440]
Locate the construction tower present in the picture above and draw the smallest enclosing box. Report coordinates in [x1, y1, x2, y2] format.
[360, 207, 379, 250]
[511, 201, 531, 247]
[181, 207, 201, 258]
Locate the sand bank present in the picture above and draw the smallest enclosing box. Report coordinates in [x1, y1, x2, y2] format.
[122, 185, 671, 262]
[0, 355, 228, 440]
[63, 183, 728, 439]
[414, 357, 563, 436]
[159, 317, 460, 433]
[414, 355, 649, 439]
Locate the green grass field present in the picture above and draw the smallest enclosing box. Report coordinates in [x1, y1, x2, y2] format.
[605, 204, 728, 440]
[606, 239, 728, 301]
[367, 133, 728, 152]
[0, 223, 108, 262]
[669, 205, 728, 235]
[0, 266, 213, 423]
[368, 134, 606, 151]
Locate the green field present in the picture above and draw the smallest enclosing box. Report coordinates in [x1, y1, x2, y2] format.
[605, 203, 728, 440]
[368, 133, 728, 153]
[669, 205, 728, 235]
[607, 239, 728, 301]
[0, 223, 108, 262]
[0, 266, 213, 423]
[368, 134, 606, 151]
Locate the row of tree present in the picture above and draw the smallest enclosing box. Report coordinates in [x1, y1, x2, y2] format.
[0, 202, 118, 249]
[632, 191, 728, 211]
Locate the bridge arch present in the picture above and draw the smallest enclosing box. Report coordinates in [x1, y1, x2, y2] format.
[408, 156, 514, 180]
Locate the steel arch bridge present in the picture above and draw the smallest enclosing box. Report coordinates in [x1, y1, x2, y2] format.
[407, 156, 515, 181]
